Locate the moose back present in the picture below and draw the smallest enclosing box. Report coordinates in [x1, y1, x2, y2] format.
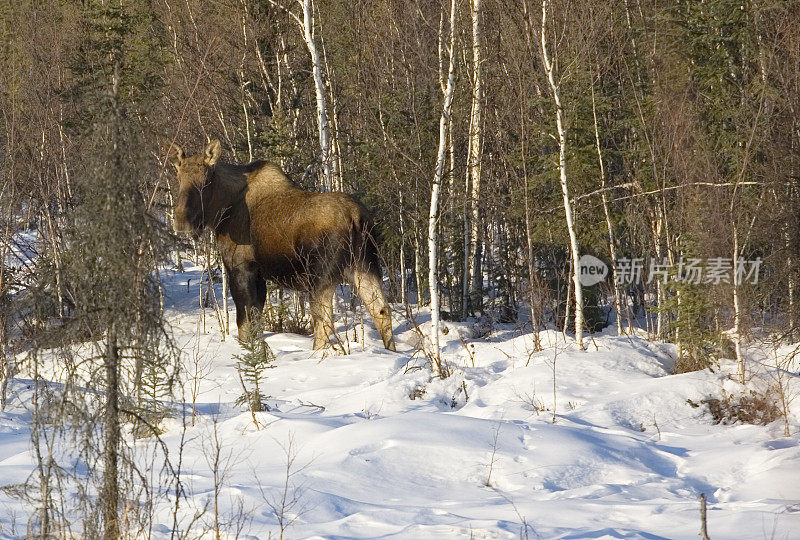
[170, 140, 396, 351]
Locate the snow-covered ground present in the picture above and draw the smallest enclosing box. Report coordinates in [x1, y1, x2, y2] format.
[1, 262, 798, 539]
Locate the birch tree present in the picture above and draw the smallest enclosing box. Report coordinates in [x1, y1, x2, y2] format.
[429, 0, 457, 375]
[270, 0, 334, 189]
[464, 0, 484, 316]
[301, 0, 333, 189]
[540, 0, 584, 349]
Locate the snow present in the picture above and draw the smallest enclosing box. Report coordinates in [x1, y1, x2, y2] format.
[0, 262, 798, 539]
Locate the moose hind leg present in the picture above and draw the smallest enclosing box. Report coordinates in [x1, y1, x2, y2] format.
[353, 269, 396, 351]
[228, 262, 266, 342]
[309, 286, 335, 350]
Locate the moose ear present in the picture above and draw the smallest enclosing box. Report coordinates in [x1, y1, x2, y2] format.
[204, 139, 222, 166]
[169, 143, 185, 168]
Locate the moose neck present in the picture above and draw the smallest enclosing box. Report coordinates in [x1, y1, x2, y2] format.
[202, 163, 248, 232]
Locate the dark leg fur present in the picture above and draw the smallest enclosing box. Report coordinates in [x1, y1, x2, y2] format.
[226, 261, 266, 341]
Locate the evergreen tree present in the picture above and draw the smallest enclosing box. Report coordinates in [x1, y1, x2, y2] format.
[234, 312, 275, 414]
[39, 0, 173, 535]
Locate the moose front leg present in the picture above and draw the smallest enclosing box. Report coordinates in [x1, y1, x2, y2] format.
[226, 262, 266, 342]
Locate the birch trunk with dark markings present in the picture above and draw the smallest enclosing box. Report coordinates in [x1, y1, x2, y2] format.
[429, 0, 457, 374]
[540, 0, 584, 349]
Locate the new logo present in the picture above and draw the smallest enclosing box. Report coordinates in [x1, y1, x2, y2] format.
[578, 254, 608, 286]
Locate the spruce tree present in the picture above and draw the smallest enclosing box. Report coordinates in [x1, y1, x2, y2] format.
[44, 0, 173, 535]
[234, 312, 275, 414]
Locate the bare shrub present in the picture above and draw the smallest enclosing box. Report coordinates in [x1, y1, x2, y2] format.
[689, 387, 782, 426]
[258, 433, 310, 540]
[263, 287, 311, 336]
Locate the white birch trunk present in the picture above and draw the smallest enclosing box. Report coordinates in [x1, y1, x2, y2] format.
[440, 11, 457, 315]
[299, 0, 332, 190]
[466, 0, 483, 313]
[541, 0, 584, 349]
[328, 85, 343, 190]
[239, 11, 253, 162]
[429, 0, 457, 373]
[321, 29, 344, 191]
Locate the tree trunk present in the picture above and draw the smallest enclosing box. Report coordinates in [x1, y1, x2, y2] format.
[399, 192, 408, 305]
[414, 232, 425, 305]
[462, 208, 471, 318]
[103, 53, 123, 540]
[787, 228, 797, 341]
[466, 0, 484, 315]
[523, 162, 540, 340]
[590, 70, 624, 335]
[222, 247, 230, 337]
[299, 0, 332, 190]
[102, 326, 120, 539]
[540, 0, 584, 349]
[322, 30, 344, 191]
[733, 224, 745, 383]
[429, 0, 457, 373]
[0, 203, 9, 409]
[655, 215, 665, 340]
[441, 11, 458, 318]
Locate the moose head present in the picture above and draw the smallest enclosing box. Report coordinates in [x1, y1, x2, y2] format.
[170, 140, 222, 234]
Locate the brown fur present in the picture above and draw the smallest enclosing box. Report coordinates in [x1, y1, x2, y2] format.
[170, 140, 395, 351]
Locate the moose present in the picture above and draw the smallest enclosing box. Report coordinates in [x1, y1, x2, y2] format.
[170, 140, 396, 352]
